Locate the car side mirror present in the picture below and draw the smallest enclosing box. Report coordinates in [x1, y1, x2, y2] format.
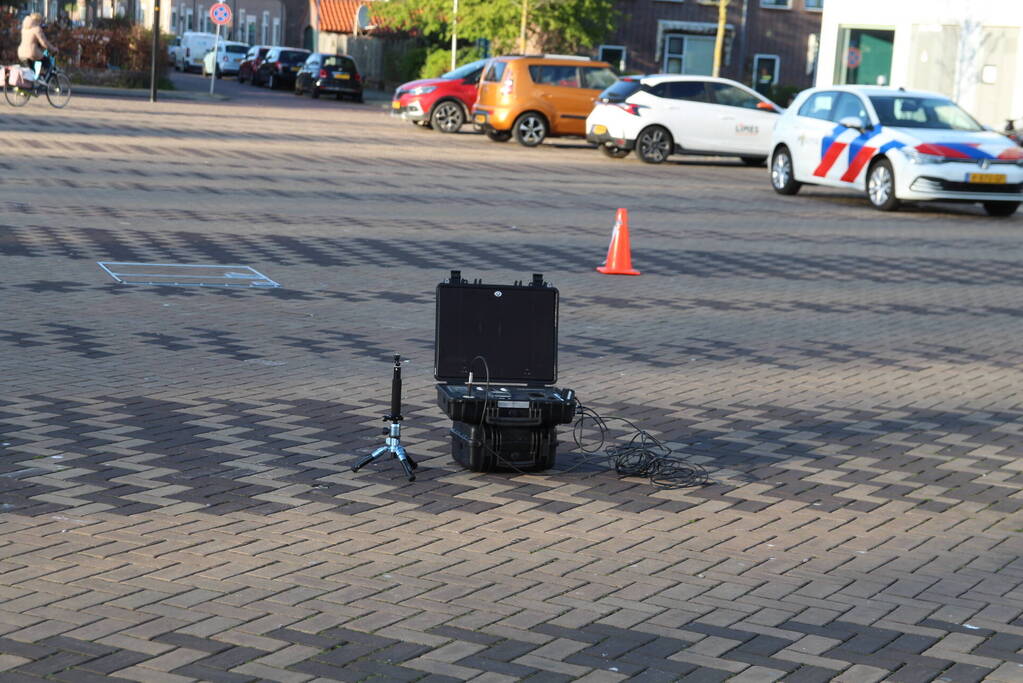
[756, 101, 778, 112]
[839, 115, 867, 132]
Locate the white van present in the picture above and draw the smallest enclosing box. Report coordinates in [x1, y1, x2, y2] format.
[176, 32, 217, 73]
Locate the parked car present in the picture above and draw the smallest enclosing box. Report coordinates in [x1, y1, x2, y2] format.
[770, 85, 1023, 216]
[202, 40, 249, 78]
[294, 53, 363, 101]
[391, 59, 488, 133]
[238, 45, 273, 84]
[586, 75, 782, 164]
[174, 31, 217, 73]
[472, 55, 617, 146]
[254, 47, 311, 89]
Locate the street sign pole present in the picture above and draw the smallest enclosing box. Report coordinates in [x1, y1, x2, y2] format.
[208, 2, 232, 96]
[210, 22, 220, 96]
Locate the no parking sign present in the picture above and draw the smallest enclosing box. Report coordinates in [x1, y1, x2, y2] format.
[208, 2, 231, 95]
[209, 2, 232, 25]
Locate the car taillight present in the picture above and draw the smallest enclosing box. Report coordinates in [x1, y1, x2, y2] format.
[319, 68, 327, 78]
[614, 102, 643, 116]
[499, 78, 513, 96]
[274, 61, 282, 70]
[353, 73, 361, 83]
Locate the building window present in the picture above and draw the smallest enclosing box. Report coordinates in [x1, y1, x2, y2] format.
[761, 0, 792, 7]
[805, 0, 823, 9]
[663, 34, 716, 75]
[835, 27, 894, 86]
[598, 45, 626, 72]
[261, 11, 270, 44]
[272, 17, 281, 46]
[752, 54, 779, 94]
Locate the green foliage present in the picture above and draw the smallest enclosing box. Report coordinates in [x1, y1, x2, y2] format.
[374, 0, 618, 55]
[418, 45, 485, 79]
[384, 43, 428, 84]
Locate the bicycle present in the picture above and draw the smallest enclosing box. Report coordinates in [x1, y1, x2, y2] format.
[4, 51, 71, 108]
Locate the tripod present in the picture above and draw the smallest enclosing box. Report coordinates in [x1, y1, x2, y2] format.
[352, 355, 418, 481]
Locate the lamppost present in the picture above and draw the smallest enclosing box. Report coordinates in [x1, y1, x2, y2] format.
[450, 0, 458, 71]
[149, 0, 160, 101]
[518, 0, 527, 54]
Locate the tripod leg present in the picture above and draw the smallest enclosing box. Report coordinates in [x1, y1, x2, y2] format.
[394, 445, 415, 482]
[352, 445, 388, 472]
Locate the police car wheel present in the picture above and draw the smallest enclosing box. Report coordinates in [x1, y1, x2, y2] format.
[770, 147, 801, 195]
[866, 159, 901, 211]
[983, 201, 1020, 217]
[600, 143, 630, 159]
[636, 126, 672, 164]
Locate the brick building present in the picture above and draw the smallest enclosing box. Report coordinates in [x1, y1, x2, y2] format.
[601, 0, 824, 95]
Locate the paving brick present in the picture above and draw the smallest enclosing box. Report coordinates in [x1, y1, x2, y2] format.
[2, 83, 1023, 683]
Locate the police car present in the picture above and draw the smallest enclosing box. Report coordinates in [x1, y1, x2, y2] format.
[586, 75, 782, 164]
[770, 85, 1023, 216]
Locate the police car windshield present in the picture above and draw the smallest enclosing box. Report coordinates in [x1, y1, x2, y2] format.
[869, 96, 983, 132]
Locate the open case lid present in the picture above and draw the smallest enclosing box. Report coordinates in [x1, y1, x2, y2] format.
[435, 271, 558, 385]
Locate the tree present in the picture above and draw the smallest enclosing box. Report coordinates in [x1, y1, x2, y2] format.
[374, 0, 618, 55]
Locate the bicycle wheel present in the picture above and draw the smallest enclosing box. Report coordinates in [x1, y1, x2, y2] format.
[45, 72, 71, 108]
[4, 81, 30, 107]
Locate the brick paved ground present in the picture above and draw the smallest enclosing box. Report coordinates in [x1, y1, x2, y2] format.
[1, 85, 1022, 682]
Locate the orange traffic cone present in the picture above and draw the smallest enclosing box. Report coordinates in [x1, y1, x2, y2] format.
[596, 208, 640, 276]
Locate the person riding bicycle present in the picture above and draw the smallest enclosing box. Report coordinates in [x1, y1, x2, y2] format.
[18, 13, 57, 80]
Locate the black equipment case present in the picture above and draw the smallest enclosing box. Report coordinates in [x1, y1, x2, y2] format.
[435, 271, 576, 472]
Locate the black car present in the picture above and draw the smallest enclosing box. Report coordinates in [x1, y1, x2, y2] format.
[294, 53, 364, 102]
[254, 47, 311, 89]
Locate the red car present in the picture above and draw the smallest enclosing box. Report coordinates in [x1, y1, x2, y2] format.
[391, 59, 487, 133]
[238, 45, 272, 84]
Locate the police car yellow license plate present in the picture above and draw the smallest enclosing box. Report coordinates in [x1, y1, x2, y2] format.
[592, 125, 608, 135]
[474, 114, 486, 123]
[968, 173, 1006, 184]
[334, 73, 349, 79]
[391, 100, 400, 109]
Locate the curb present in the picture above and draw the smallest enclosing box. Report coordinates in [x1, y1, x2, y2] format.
[74, 85, 230, 101]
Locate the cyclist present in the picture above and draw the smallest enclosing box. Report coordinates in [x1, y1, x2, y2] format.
[18, 13, 57, 80]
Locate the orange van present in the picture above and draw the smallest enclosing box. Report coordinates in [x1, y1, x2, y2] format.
[472, 55, 617, 147]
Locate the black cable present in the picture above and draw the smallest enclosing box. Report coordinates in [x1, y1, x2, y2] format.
[560, 401, 709, 489]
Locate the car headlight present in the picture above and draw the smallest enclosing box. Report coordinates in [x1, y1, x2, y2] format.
[902, 147, 944, 164]
[408, 85, 436, 96]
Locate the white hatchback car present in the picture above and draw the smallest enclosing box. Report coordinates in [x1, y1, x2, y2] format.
[586, 75, 783, 164]
[770, 85, 1023, 216]
[202, 41, 249, 78]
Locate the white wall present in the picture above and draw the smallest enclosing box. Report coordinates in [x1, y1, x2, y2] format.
[817, 0, 1023, 126]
